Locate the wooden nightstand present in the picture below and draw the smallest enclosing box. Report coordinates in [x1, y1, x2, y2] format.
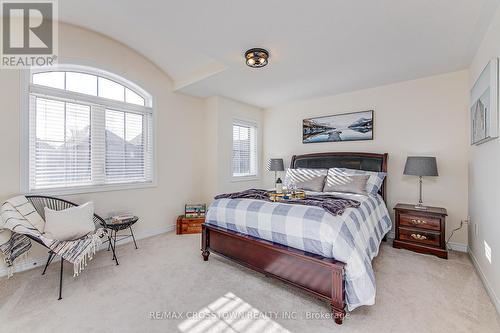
[176, 215, 205, 234]
[393, 203, 448, 259]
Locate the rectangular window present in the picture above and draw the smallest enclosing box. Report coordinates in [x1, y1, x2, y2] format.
[232, 122, 258, 178]
[27, 97, 153, 193]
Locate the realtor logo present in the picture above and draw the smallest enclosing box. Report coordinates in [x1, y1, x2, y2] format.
[1, 0, 58, 68]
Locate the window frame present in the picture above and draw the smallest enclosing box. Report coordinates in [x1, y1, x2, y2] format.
[20, 63, 156, 195]
[231, 119, 259, 182]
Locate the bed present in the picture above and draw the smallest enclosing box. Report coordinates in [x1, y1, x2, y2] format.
[201, 152, 390, 324]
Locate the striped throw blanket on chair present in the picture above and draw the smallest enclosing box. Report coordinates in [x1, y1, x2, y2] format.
[0, 196, 105, 277]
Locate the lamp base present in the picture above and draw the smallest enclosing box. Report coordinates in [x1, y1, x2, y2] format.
[414, 203, 428, 210]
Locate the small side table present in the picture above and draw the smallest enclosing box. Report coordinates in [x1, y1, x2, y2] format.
[102, 216, 139, 261]
[176, 215, 204, 234]
[393, 204, 447, 259]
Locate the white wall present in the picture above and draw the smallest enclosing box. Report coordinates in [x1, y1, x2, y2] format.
[263, 71, 469, 245]
[468, 5, 500, 313]
[0, 23, 206, 271]
[203, 96, 264, 201]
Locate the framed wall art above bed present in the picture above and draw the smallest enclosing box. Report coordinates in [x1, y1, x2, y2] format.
[303, 110, 373, 143]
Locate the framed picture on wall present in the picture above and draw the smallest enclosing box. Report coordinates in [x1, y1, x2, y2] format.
[302, 110, 373, 143]
[471, 58, 499, 145]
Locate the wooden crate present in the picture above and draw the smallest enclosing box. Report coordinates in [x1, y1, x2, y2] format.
[176, 215, 205, 234]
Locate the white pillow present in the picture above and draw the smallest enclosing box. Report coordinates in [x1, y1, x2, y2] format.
[44, 202, 95, 241]
[284, 168, 328, 192]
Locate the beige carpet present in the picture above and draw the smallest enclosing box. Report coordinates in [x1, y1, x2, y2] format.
[0, 232, 499, 333]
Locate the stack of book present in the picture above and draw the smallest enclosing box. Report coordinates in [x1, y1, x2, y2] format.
[110, 214, 136, 224]
[185, 204, 206, 218]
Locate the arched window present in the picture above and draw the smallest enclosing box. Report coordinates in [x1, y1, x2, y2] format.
[23, 65, 154, 193]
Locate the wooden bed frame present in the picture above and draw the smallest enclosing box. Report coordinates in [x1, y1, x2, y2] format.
[201, 152, 388, 325]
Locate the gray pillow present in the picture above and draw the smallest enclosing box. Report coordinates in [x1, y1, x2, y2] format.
[328, 167, 386, 194]
[323, 172, 370, 195]
[284, 168, 328, 192]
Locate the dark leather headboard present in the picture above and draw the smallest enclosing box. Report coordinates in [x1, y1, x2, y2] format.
[290, 152, 388, 202]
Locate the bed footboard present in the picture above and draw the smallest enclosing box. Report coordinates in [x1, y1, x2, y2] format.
[201, 224, 346, 324]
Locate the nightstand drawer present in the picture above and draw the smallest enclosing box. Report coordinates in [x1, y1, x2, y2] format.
[398, 227, 440, 247]
[399, 213, 440, 231]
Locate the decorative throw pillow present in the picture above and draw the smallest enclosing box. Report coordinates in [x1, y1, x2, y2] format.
[43, 202, 95, 241]
[327, 168, 386, 195]
[323, 172, 370, 195]
[284, 168, 328, 192]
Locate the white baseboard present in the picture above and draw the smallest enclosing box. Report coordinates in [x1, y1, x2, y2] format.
[0, 255, 51, 277]
[136, 224, 176, 240]
[447, 242, 468, 252]
[0, 224, 176, 278]
[469, 249, 500, 316]
[97, 223, 176, 251]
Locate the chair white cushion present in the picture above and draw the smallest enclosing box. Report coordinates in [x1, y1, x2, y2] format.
[44, 202, 95, 241]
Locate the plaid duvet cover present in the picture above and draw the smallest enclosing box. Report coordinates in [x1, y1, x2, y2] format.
[205, 192, 392, 311]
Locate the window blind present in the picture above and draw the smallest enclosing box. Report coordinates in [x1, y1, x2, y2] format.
[27, 67, 154, 192]
[31, 97, 91, 189]
[232, 123, 257, 177]
[105, 109, 152, 183]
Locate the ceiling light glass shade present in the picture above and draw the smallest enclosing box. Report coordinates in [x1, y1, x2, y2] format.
[245, 48, 269, 68]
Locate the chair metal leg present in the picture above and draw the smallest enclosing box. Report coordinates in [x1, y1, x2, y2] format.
[129, 226, 138, 249]
[113, 230, 117, 257]
[108, 235, 119, 265]
[109, 230, 116, 261]
[110, 230, 115, 258]
[42, 251, 55, 275]
[58, 259, 63, 300]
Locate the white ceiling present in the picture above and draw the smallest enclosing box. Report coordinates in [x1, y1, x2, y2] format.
[59, 0, 499, 108]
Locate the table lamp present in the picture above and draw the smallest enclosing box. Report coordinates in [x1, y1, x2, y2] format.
[403, 156, 438, 210]
[269, 158, 284, 183]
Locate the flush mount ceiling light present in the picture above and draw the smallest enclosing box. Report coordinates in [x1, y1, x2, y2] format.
[245, 48, 269, 68]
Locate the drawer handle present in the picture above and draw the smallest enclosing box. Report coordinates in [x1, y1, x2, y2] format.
[410, 219, 426, 225]
[411, 233, 427, 240]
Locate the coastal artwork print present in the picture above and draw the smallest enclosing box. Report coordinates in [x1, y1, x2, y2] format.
[471, 90, 488, 144]
[303, 110, 373, 143]
[470, 58, 499, 145]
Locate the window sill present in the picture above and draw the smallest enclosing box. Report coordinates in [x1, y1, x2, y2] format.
[230, 176, 260, 183]
[26, 182, 157, 197]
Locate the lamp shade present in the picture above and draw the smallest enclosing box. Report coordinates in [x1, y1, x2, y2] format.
[403, 156, 438, 177]
[269, 158, 285, 172]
